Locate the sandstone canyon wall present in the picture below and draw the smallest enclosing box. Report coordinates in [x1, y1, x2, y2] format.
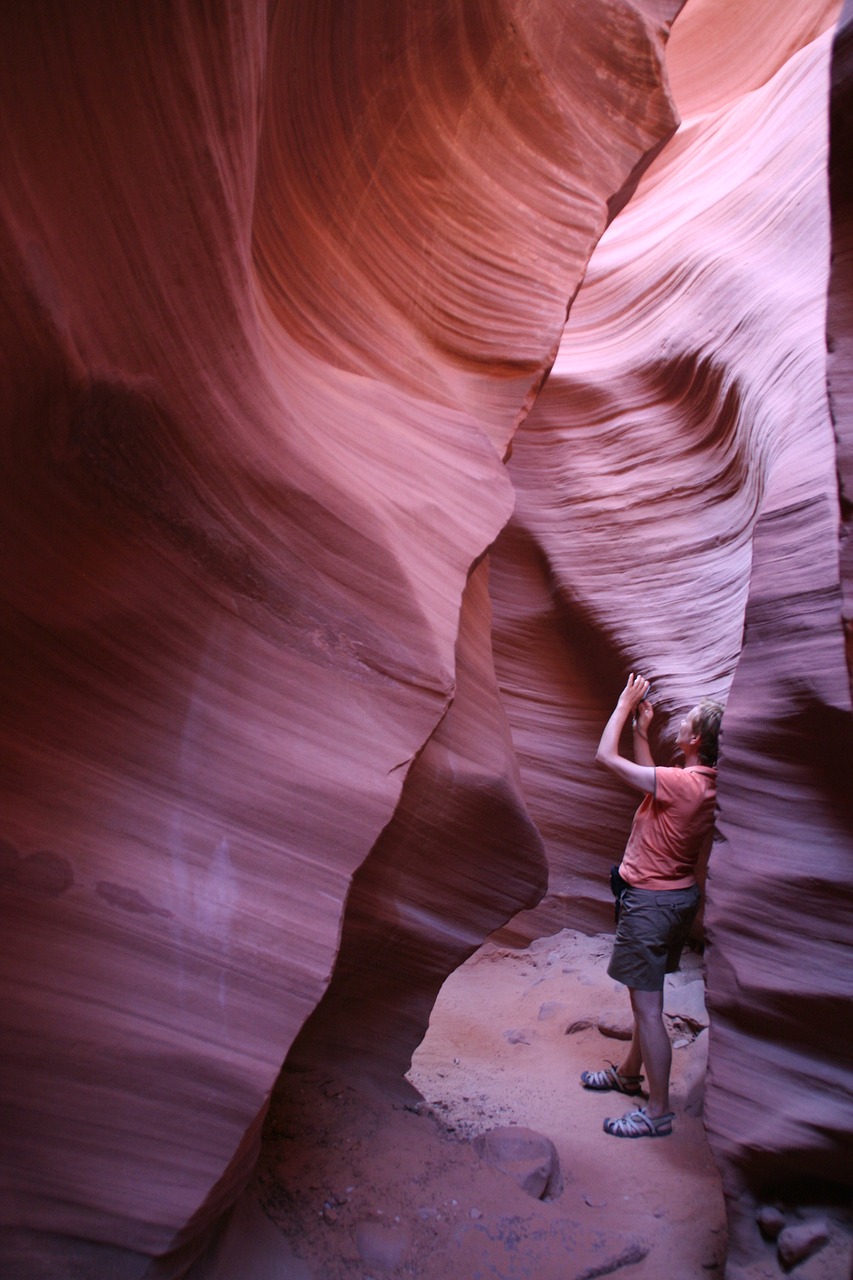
[488, 0, 853, 1269]
[829, 0, 853, 689]
[0, 2, 684, 1276]
[0, 2, 850, 1278]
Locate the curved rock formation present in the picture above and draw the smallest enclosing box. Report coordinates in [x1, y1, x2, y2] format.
[491, 3, 844, 930]
[1, 0, 850, 1275]
[665, 0, 840, 117]
[0, 2, 683, 1275]
[489, 1, 852, 1270]
[828, 0, 853, 692]
[285, 560, 549, 1093]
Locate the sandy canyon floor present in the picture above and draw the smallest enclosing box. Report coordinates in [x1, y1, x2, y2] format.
[240, 929, 851, 1280]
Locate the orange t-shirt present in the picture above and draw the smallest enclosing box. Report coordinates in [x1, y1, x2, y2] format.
[618, 765, 717, 891]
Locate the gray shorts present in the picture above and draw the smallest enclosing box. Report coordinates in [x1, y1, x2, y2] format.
[607, 884, 702, 992]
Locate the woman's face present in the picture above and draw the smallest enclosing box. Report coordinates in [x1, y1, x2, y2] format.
[676, 706, 700, 753]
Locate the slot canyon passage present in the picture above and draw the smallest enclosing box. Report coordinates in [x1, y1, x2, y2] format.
[1, 0, 852, 1278]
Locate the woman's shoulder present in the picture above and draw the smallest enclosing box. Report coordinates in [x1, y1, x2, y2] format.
[655, 765, 716, 798]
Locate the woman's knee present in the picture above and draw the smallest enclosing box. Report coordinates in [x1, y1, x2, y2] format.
[629, 987, 664, 1020]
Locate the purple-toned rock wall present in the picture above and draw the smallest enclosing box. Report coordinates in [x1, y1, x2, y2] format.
[0, 2, 849, 1276]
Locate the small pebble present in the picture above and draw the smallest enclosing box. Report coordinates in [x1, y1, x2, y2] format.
[756, 1205, 786, 1240]
[565, 1018, 593, 1034]
[777, 1220, 830, 1267]
[598, 1013, 633, 1041]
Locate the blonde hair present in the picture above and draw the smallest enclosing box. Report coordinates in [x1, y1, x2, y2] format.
[692, 698, 724, 766]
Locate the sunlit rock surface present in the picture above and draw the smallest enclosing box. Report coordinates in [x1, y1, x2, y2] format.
[1, 1, 850, 1276]
[828, 0, 853, 690]
[489, 0, 852, 1268]
[492, 2, 845, 923]
[0, 2, 684, 1275]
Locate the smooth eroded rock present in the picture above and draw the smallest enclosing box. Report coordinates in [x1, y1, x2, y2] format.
[473, 1127, 562, 1200]
[777, 1219, 831, 1267]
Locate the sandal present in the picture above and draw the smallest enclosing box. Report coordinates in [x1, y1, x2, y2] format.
[603, 1107, 674, 1138]
[580, 1063, 644, 1096]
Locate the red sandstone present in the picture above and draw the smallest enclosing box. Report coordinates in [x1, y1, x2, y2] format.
[0, 3, 849, 1277]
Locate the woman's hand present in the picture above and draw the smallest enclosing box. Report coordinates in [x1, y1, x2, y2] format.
[634, 699, 653, 736]
[618, 672, 650, 712]
[597, 671, 657, 793]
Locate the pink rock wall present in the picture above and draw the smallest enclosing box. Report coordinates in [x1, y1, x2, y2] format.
[287, 560, 549, 1092]
[828, 0, 853, 691]
[0, 1, 684, 1274]
[1, 1, 850, 1275]
[708, 8, 853, 1260]
[492, 0, 846, 927]
[489, 0, 852, 1268]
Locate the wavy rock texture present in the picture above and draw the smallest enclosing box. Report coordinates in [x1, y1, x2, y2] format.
[828, 0, 853, 693]
[665, 0, 840, 116]
[2, 1, 850, 1277]
[0, 2, 683, 1275]
[489, 1, 852, 1269]
[286, 559, 550, 1093]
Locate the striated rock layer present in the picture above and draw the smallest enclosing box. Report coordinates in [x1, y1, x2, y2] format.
[285, 560, 550, 1094]
[0, 2, 684, 1275]
[828, 0, 853, 692]
[708, 10, 853, 1267]
[489, 0, 852, 1269]
[1, 0, 850, 1276]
